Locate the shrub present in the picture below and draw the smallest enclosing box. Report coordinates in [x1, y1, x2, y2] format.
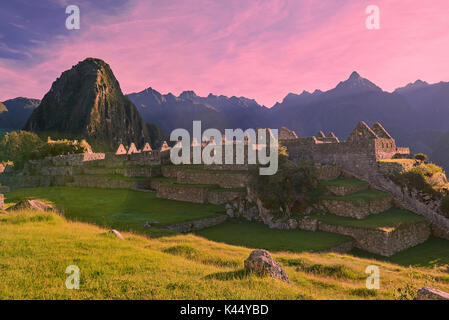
[393, 162, 447, 197]
[249, 153, 319, 217]
[414, 153, 428, 162]
[0, 131, 92, 170]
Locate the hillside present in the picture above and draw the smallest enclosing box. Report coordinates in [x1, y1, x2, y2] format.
[0, 97, 40, 130]
[2, 208, 449, 300]
[24, 58, 164, 150]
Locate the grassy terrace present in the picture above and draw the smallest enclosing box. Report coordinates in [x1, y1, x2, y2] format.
[195, 220, 352, 253]
[321, 178, 368, 187]
[308, 209, 426, 231]
[5, 187, 224, 237]
[160, 183, 246, 193]
[75, 173, 150, 181]
[320, 189, 390, 202]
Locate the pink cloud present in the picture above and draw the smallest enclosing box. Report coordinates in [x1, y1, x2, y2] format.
[1, 0, 449, 107]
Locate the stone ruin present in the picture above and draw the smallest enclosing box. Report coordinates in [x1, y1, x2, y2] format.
[280, 121, 410, 176]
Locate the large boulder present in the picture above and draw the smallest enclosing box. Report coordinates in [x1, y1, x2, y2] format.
[7, 199, 54, 212]
[244, 249, 290, 283]
[416, 287, 449, 300]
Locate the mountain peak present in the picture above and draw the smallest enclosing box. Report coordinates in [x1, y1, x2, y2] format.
[349, 71, 361, 80]
[179, 90, 197, 100]
[394, 79, 430, 94]
[332, 71, 382, 95]
[25, 57, 160, 150]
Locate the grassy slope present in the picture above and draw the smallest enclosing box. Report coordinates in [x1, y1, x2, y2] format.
[195, 220, 352, 253]
[2, 209, 449, 300]
[5, 187, 223, 237]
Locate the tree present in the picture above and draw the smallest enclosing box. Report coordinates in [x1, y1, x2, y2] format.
[249, 153, 319, 217]
[0, 131, 44, 170]
[414, 153, 428, 163]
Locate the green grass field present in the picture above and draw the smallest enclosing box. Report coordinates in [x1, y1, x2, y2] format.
[309, 209, 426, 230]
[5, 187, 224, 237]
[1, 209, 449, 299]
[321, 178, 369, 187]
[194, 220, 352, 253]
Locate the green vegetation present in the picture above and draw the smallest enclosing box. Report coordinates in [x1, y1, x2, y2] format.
[393, 162, 448, 196]
[249, 156, 319, 217]
[279, 257, 364, 280]
[321, 178, 368, 187]
[5, 187, 223, 237]
[0, 131, 90, 170]
[309, 209, 426, 230]
[320, 189, 390, 202]
[351, 237, 449, 268]
[2, 209, 449, 299]
[194, 220, 352, 253]
[414, 153, 428, 162]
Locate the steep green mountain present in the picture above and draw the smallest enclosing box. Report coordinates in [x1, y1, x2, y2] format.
[24, 58, 163, 150]
[0, 97, 40, 129]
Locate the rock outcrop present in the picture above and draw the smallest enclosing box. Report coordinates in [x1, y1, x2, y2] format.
[244, 249, 289, 283]
[7, 199, 54, 212]
[416, 287, 449, 300]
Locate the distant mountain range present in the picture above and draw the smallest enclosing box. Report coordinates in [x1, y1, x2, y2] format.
[127, 88, 270, 133]
[0, 97, 40, 130]
[2, 60, 449, 169]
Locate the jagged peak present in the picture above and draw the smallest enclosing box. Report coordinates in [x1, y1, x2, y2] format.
[179, 90, 197, 100]
[349, 71, 361, 80]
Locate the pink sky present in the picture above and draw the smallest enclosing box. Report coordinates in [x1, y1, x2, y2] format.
[1, 0, 449, 107]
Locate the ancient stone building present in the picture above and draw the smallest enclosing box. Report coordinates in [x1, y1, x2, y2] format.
[280, 121, 410, 174]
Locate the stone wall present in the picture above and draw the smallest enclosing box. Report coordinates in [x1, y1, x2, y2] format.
[177, 170, 248, 188]
[318, 220, 431, 256]
[207, 190, 244, 205]
[159, 215, 228, 233]
[316, 165, 342, 180]
[156, 184, 243, 205]
[319, 195, 393, 219]
[326, 184, 368, 196]
[83, 166, 161, 178]
[0, 175, 69, 190]
[157, 184, 209, 203]
[67, 175, 151, 191]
